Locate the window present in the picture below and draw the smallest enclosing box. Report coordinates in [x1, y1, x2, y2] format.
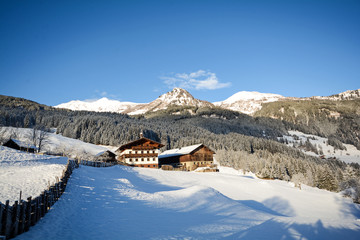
[147, 158, 149, 161]
[135, 159, 138, 162]
[135, 151, 137, 154]
[141, 158, 144, 161]
[129, 151, 132, 154]
[129, 159, 132, 162]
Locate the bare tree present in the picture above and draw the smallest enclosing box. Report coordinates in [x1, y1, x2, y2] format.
[0, 127, 8, 144]
[37, 128, 49, 152]
[27, 126, 50, 152]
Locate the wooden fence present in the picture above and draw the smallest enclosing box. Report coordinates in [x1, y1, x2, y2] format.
[0, 160, 79, 240]
[79, 160, 117, 168]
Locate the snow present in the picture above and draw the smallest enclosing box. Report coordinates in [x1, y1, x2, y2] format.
[282, 131, 360, 164]
[216, 91, 284, 104]
[55, 97, 141, 113]
[14, 165, 360, 239]
[213, 91, 285, 115]
[0, 146, 68, 204]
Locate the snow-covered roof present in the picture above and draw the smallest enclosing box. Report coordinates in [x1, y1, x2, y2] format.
[10, 139, 37, 150]
[159, 144, 203, 158]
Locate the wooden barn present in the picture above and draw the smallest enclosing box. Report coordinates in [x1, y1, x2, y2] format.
[116, 137, 164, 168]
[94, 150, 116, 162]
[158, 144, 215, 171]
[3, 138, 38, 153]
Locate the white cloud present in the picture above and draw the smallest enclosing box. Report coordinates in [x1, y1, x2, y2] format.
[162, 70, 231, 90]
[93, 90, 120, 100]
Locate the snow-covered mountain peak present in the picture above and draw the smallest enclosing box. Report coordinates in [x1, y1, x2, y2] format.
[158, 88, 196, 103]
[222, 91, 284, 104]
[148, 88, 214, 111]
[55, 98, 139, 113]
[213, 91, 285, 115]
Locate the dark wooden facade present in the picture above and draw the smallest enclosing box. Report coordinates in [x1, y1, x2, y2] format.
[159, 144, 215, 171]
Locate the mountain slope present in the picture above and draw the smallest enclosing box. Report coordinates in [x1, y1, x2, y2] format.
[312, 89, 360, 101]
[254, 98, 360, 149]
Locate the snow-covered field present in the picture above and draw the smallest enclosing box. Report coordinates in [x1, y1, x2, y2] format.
[283, 131, 360, 164]
[0, 146, 68, 204]
[0, 127, 109, 158]
[14, 165, 360, 240]
[0, 126, 110, 204]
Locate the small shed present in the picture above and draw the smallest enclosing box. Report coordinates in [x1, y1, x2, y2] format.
[158, 144, 215, 171]
[3, 138, 38, 153]
[95, 150, 116, 162]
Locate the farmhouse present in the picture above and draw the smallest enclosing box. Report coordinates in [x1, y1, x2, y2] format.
[158, 144, 215, 171]
[3, 138, 38, 153]
[116, 137, 164, 168]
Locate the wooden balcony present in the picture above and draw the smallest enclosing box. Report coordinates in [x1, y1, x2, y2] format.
[123, 153, 158, 158]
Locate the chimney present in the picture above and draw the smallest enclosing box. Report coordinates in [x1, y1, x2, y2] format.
[140, 132, 143, 138]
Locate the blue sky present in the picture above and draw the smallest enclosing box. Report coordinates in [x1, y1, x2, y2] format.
[0, 0, 359, 106]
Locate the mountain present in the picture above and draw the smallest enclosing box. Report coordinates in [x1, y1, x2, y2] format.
[125, 88, 214, 114]
[55, 88, 360, 116]
[213, 91, 285, 115]
[55, 88, 214, 115]
[55, 98, 140, 113]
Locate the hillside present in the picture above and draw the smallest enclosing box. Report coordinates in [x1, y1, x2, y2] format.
[254, 99, 360, 149]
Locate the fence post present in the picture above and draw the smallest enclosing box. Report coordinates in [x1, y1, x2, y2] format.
[2, 200, 10, 239]
[25, 197, 31, 231]
[10, 200, 20, 238]
[0, 203, 4, 236]
[40, 192, 45, 218]
[30, 198, 36, 226]
[18, 201, 25, 235]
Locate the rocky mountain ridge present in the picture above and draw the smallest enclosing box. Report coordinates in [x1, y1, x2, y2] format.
[55, 88, 360, 115]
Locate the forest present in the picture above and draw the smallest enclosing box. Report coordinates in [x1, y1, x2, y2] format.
[0, 95, 359, 203]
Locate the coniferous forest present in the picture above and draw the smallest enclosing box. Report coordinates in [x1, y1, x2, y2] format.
[1, 95, 359, 202]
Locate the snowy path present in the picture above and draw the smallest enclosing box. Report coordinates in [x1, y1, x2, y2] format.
[15, 166, 360, 240]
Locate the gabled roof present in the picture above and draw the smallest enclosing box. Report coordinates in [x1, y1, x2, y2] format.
[8, 138, 38, 150]
[159, 144, 214, 159]
[116, 137, 164, 152]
